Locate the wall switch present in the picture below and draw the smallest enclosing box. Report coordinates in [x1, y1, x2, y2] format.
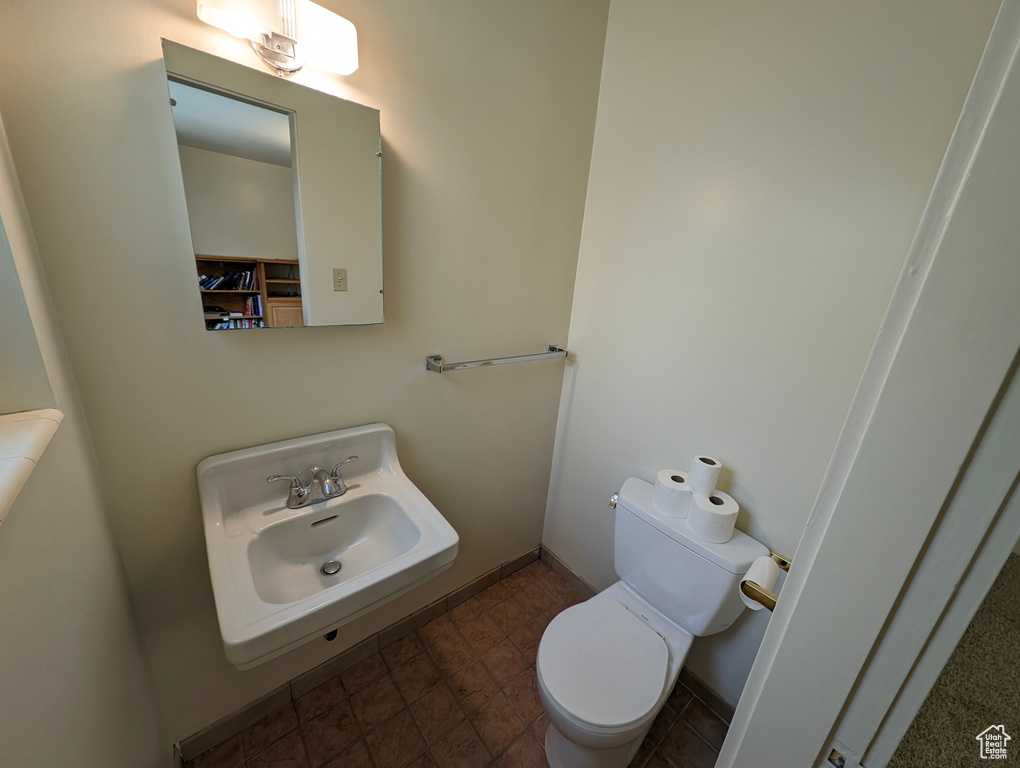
[332, 268, 348, 292]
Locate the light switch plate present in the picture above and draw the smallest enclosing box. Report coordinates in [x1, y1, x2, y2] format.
[332, 268, 348, 292]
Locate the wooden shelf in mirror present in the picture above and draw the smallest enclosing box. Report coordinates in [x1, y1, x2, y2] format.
[196, 255, 303, 330]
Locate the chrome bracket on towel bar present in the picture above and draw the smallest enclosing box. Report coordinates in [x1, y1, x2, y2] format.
[740, 551, 793, 613]
[425, 345, 568, 373]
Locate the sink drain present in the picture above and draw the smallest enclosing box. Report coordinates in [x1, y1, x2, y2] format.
[321, 560, 342, 575]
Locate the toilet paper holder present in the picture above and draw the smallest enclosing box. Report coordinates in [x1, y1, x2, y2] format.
[740, 552, 792, 612]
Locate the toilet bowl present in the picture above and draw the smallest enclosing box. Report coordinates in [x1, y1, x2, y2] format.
[537, 583, 692, 768]
[536, 476, 768, 768]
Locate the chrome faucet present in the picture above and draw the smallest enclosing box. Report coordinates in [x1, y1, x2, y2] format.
[267, 455, 359, 509]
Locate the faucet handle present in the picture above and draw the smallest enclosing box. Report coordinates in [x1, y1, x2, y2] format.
[267, 474, 303, 488]
[331, 456, 359, 478]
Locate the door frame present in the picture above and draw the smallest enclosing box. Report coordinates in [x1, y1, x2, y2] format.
[719, 2, 1020, 766]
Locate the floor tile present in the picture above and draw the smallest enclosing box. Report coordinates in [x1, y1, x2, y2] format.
[245, 731, 309, 768]
[500, 569, 533, 591]
[523, 562, 574, 600]
[507, 620, 543, 665]
[320, 739, 373, 768]
[474, 580, 514, 611]
[502, 668, 542, 725]
[495, 733, 547, 768]
[429, 721, 490, 768]
[659, 722, 717, 768]
[459, 614, 505, 656]
[528, 715, 549, 746]
[630, 732, 656, 768]
[666, 683, 693, 713]
[514, 579, 556, 612]
[642, 751, 671, 768]
[294, 677, 346, 724]
[192, 734, 243, 768]
[409, 683, 467, 745]
[679, 697, 727, 751]
[633, 705, 681, 768]
[480, 639, 528, 688]
[405, 753, 439, 768]
[364, 710, 428, 768]
[243, 703, 299, 756]
[555, 591, 584, 609]
[513, 584, 555, 615]
[535, 604, 565, 632]
[447, 661, 500, 715]
[425, 628, 476, 678]
[300, 700, 362, 768]
[349, 674, 406, 729]
[487, 595, 531, 635]
[391, 651, 443, 704]
[470, 692, 526, 757]
[418, 614, 458, 647]
[381, 632, 428, 671]
[448, 597, 485, 630]
[645, 702, 680, 748]
[341, 653, 388, 696]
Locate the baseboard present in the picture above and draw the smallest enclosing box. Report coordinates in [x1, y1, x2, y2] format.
[679, 668, 736, 724]
[539, 547, 598, 599]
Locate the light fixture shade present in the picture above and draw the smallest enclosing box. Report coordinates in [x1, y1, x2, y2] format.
[296, 0, 359, 76]
[196, 0, 358, 76]
[196, 0, 273, 40]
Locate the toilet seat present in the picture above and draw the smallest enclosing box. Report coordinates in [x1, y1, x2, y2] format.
[537, 598, 669, 731]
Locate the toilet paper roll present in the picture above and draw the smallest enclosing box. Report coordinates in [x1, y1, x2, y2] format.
[740, 555, 781, 611]
[653, 470, 693, 517]
[687, 490, 739, 543]
[689, 455, 722, 497]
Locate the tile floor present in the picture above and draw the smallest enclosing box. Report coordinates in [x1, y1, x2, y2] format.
[188, 559, 728, 768]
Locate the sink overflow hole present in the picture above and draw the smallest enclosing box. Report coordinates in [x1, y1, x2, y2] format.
[311, 515, 339, 527]
[321, 560, 342, 575]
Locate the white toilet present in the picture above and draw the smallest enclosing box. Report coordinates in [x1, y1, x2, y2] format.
[536, 476, 769, 768]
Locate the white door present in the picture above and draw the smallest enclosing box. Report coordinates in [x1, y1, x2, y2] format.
[718, 3, 1020, 766]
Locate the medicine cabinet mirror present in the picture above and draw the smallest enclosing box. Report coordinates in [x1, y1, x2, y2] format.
[161, 40, 383, 329]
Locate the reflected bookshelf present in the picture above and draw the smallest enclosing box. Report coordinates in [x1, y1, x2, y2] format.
[195, 255, 303, 329]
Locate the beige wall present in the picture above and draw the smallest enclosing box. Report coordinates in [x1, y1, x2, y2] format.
[0, 218, 53, 411]
[0, 0, 608, 746]
[0, 115, 162, 767]
[178, 145, 299, 262]
[543, 0, 999, 708]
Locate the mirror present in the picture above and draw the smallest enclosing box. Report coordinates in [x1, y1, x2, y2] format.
[161, 40, 383, 329]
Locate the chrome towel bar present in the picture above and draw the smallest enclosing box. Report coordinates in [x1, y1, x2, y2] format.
[426, 345, 568, 373]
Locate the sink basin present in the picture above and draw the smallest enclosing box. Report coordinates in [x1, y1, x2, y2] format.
[249, 495, 422, 605]
[197, 423, 459, 668]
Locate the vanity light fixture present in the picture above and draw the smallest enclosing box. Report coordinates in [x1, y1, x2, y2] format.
[196, 0, 358, 76]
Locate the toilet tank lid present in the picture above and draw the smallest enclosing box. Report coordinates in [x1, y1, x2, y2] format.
[618, 477, 769, 574]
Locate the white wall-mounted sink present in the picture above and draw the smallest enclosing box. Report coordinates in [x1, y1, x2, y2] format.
[197, 423, 459, 668]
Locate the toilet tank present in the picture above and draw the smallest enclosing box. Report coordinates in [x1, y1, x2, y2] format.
[614, 477, 769, 636]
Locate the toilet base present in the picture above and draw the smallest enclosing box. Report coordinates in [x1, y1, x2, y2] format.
[544, 722, 648, 768]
